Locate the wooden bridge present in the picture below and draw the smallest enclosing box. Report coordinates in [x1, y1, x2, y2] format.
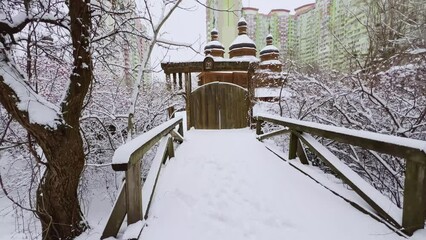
[100, 112, 426, 239]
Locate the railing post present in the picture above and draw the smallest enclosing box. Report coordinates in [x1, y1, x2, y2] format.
[256, 118, 263, 135]
[125, 161, 143, 224]
[167, 137, 175, 159]
[288, 132, 298, 160]
[296, 138, 309, 165]
[402, 156, 426, 235]
[178, 120, 184, 137]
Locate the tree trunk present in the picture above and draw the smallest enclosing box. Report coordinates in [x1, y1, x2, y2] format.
[35, 127, 87, 239]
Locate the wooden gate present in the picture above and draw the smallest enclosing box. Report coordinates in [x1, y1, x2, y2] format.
[190, 82, 250, 129]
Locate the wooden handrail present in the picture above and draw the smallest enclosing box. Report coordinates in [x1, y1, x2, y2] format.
[255, 113, 426, 235]
[102, 117, 184, 239]
[256, 114, 426, 162]
[112, 116, 183, 171]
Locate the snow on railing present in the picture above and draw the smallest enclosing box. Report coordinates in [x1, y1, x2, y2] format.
[102, 116, 184, 239]
[255, 113, 426, 236]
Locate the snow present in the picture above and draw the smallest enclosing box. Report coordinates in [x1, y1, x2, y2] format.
[256, 113, 426, 153]
[205, 40, 224, 48]
[0, 52, 63, 129]
[300, 133, 402, 225]
[112, 116, 183, 165]
[255, 87, 291, 98]
[230, 35, 256, 48]
[409, 48, 426, 55]
[227, 55, 259, 62]
[263, 145, 407, 235]
[259, 59, 282, 65]
[139, 129, 405, 240]
[122, 221, 144, 239]
[260, 45, 279, 53]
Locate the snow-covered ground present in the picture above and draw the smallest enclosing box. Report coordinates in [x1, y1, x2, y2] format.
[1, 128, 425, 240]
[140, 129, 406, 240]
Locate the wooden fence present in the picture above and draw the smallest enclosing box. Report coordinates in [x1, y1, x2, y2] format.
[255, 113, 426, 235]
[101, 117, 184, 239]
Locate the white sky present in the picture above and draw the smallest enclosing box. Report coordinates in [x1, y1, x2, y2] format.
[151, 0, 314, 75]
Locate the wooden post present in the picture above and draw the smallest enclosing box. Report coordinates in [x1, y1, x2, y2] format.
[178, 121, 184, 137]
[166, 74, 171, 91]
[167, 106, 175, 119]
[125, 161, 143, 224]
[288, 132, 298, 160]
[185, 72, 192, 130]
[167, 137, 175, 159]
[172, 73, 177, 90]
[256, 119, 263, 135]
[178, 72, 183, 89]
[402, 157, 426, 235]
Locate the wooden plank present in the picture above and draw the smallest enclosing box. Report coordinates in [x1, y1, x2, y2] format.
[126, 161, 143, 224]
[161, 61, 255, 74]
[255, 114, 426, 163]
[402, 158, 426, 235]
[257, 128, 289, 140]
[101, 181, 127, 239]
[143, 137, 170, 219]
[297, 139, 309, 165]
[170, 130, 184, 143]
[256, 119, 264, 135]
[297, 132, 402, 227]
[288, 132, 298, 160]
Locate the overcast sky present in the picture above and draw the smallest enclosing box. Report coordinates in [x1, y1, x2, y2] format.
[151, 0, 314, 74]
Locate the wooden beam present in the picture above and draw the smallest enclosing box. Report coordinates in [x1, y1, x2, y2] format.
[297, 139, 309, 165]
[161, 61, 257, 74]
[297, 132, 401, 228]
[257, 128, 290, 140]
[288, 132, 298, 160]
[144, 137, 170, 219]
[170, 130, 184, 143]
[167, 136, 175, 159]
[101, 181, 127, 239]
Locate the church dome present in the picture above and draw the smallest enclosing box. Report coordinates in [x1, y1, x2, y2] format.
[259, 34, 282, 72]
[260, 34, 279, 56]
[204, 28, 225, 57]
[229, 18, 257, 58]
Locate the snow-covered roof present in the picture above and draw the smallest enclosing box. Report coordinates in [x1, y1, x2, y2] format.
[204, 40, 225, 51]
[260, 45, 280, 56]
[238, 17, 247, 26]
[229, 35, 256, 51]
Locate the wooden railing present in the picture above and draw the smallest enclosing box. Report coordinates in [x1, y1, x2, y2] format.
[101, 117, 184, 239]
[255, 113, 426, 235]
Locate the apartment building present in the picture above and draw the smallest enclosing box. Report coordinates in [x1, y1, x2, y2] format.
[207, 0, 424, 71]
[206, 0, 243, 57]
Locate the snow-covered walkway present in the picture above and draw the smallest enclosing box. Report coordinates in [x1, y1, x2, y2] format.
[140, 129, 404, 240]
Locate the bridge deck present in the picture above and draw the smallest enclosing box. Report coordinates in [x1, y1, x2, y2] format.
[140, 129, 404, 240]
